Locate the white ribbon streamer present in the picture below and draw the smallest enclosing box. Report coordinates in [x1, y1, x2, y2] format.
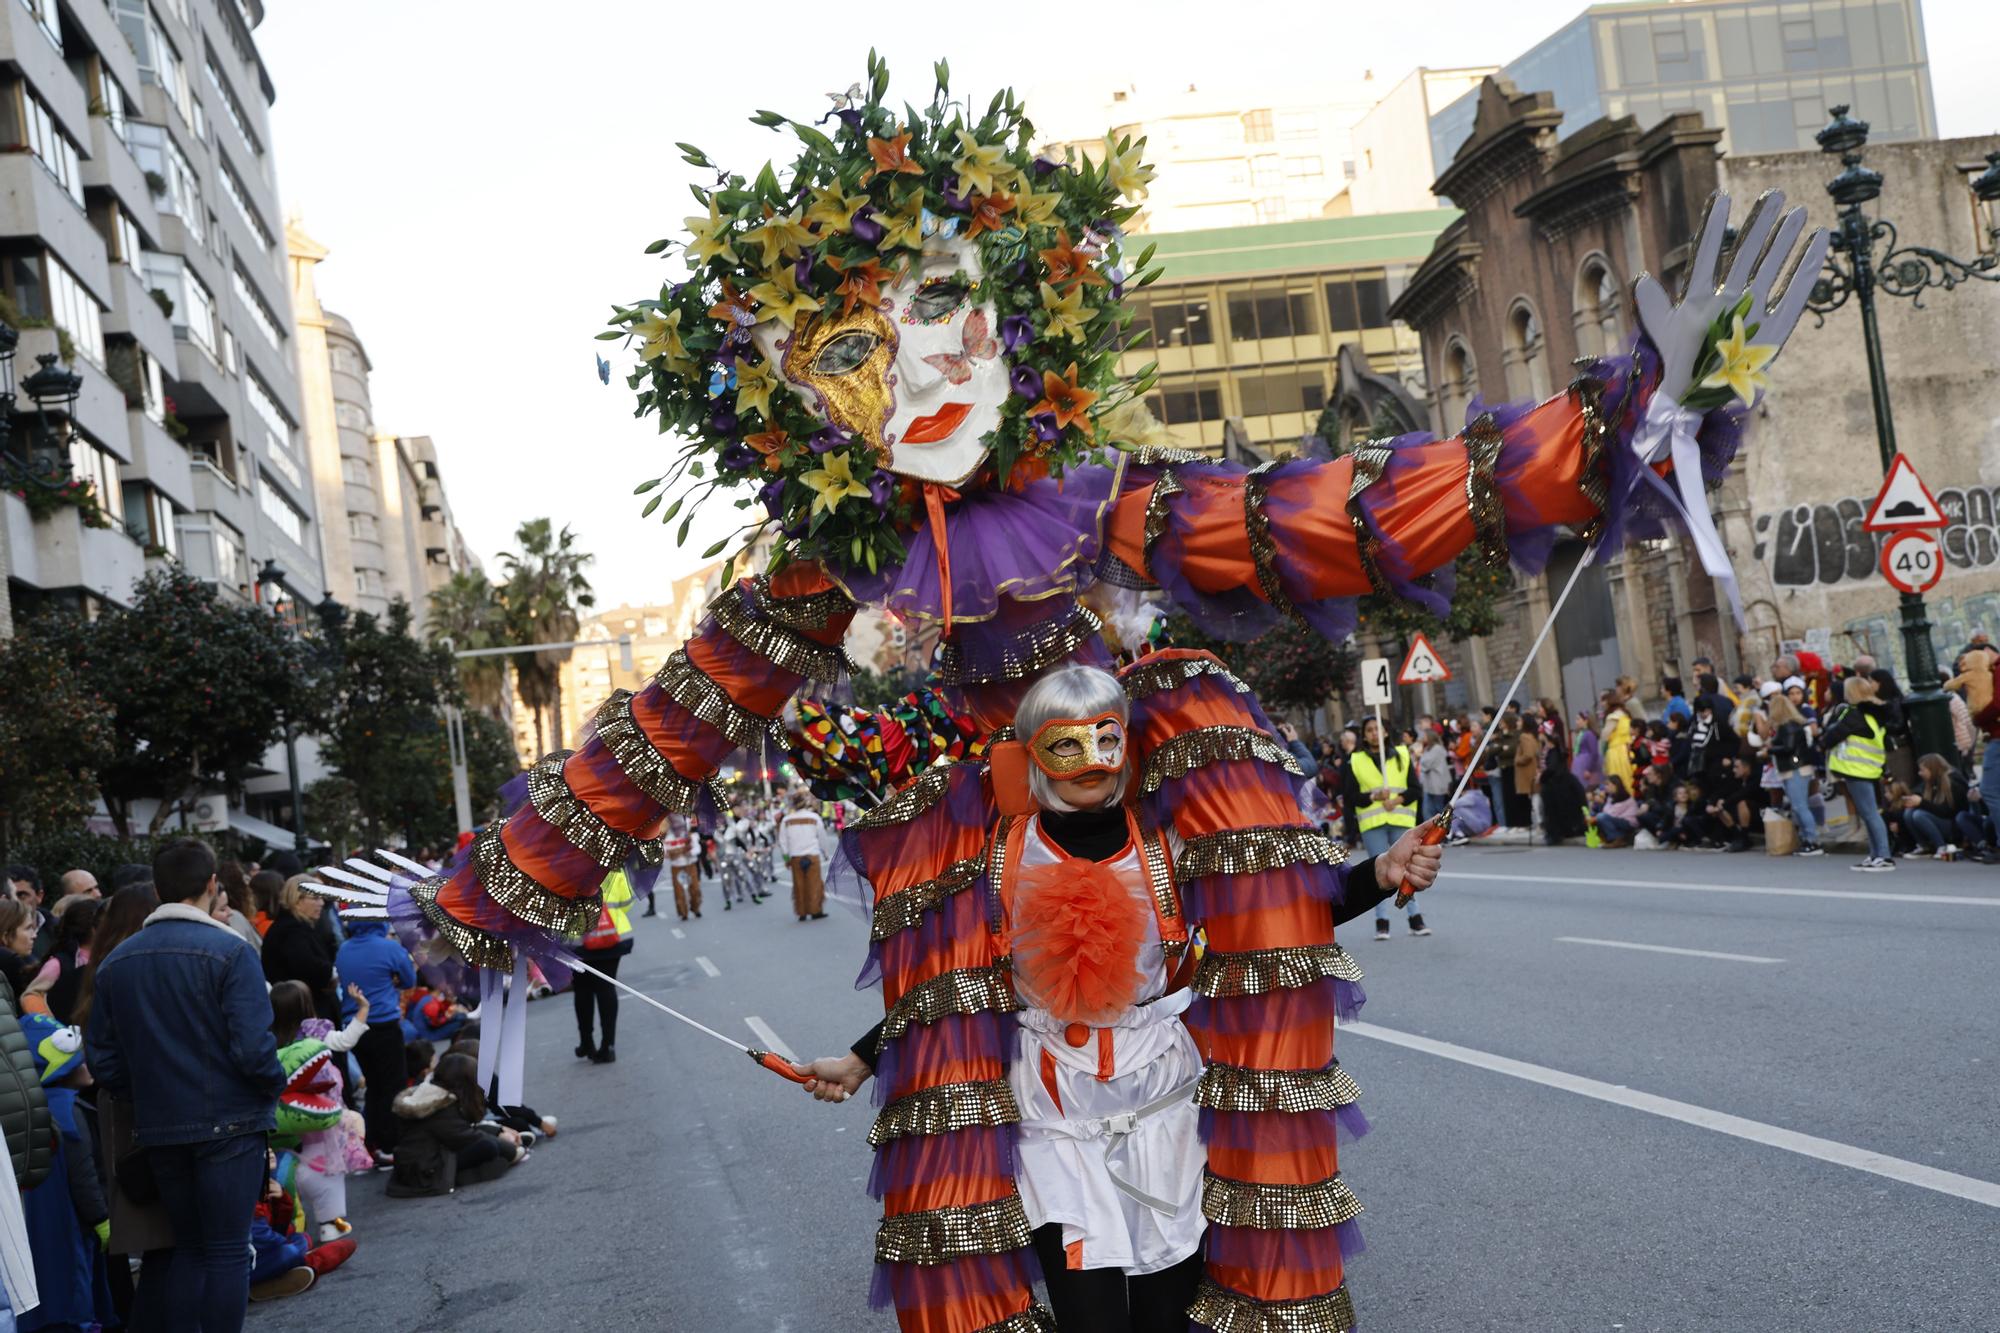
[1630, 393, 1744, 625]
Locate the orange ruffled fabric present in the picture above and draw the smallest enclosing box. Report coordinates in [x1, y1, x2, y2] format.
[1010, 857, 1148, 1026]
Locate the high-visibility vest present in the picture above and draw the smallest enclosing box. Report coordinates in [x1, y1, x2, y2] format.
[582, 870, 637, 950]
[1350, 747, 1416, 831]
[1826, 709, 1886, 781]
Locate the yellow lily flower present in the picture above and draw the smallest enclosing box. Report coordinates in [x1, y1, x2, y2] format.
[1101, 135, 1157, 202]
[800, 450, 873, 516]
[953, 130, 1020, 198]
[1015, 189, 1064, 226]
[747, 264, 824, 330]
[806, 180, 866, 234]
[683, 196, 738, 268]
[878, 193, 928, 253]
[1039, 281, 1089, 343]
[633, 307, 689, 369]
[1697, 313, 1778, 405]
[734, 357, 781, 422]
[745, 208, 815, 268]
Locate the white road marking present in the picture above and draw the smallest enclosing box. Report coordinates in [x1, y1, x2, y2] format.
[695, 955, 721, 978]
[1343, 1021, 2000, 1209]
[1556, 936, 1784, 964]
[671, 927, 686, 939]
[744, 1016, 796, 1062]
[1442, 869, 2000, 908]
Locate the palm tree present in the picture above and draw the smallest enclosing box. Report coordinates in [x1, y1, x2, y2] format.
[498, 518, 595, 756]
[427, 570, 509, 715]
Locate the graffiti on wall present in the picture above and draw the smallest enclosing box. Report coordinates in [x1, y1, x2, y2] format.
[1753, 483, 2000, 587]
[1836, 591, 2000, 685]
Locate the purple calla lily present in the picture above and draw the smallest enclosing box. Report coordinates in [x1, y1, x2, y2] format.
[1000, 315, 1033, 353]
[850, 206, 883, 245]
[1030, 412, 1062, 443]
[720, 442, 757, 471]
[867, 470, 894, 509]
[1009, 365, 1042, 400]
[759, 476, 786, 520]
[809, 425, 854, 454]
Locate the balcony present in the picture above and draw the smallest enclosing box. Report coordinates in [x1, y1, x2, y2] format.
[2, 489, 145, 603]
[106, 263, 177, 364]
[14, 327, 128, 463]
[82, 117, 161, 232]
[123, 408, 193, 512]
[0, 155, 112, 295]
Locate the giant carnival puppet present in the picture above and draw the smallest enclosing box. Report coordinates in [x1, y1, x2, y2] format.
[311, 56, 1826, 1333]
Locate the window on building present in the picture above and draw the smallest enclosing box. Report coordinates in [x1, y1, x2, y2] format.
[1242, 109, 1274, 143]
[92, 61, 132, 142]
[347, 512, 378, 543]
[1228, 288, 1318, 342]
[142, 252, 219, 359]
[334, 401, 370, 431]
[1439, 338, 1478, 433]
[1251, 157, 1282, 189]
[1282, 156, 1323, 181]
[232, 266, 283, 349]
[111, 0, 198, 131]
[13, 87, 86, 209]
[244, 370, 294, 456]
[211, 520, 246, 586]
[1275, 109, 1317, 140]
[258, 474, 305, 547]
[1651, 21, 1705, 84]
[17, 0, 59, 50]
[126, 122, 205, 244]
[1343, 159, 1357, 181]
[68, 435, 125, 522]
[131, 486, 179, 557]
[341, 455, 371, 486]
[1254, 196, 1287, 225]
[107, 204, 146, 274]
[1504, 300, 1551, 400]
[218, 156, 273, 253]
[1324, 278, 1359, 334]
[5, 252, 106, 366]
[1149, 297, 1213, 347]
[204, 52, 262, 160]
[1574, 257, 1622, 357]
[1158, 381, 1222, 426]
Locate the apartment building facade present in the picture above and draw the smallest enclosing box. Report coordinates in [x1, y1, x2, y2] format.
[0, 0, 324, 625]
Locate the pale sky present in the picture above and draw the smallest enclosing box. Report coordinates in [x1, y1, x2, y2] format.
[257, 0, 1996, 610]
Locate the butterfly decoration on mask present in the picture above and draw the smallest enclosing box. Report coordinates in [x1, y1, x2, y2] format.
[920, 208, 964, 241]
[707, 363, 738, 398]
[920, 310, 1000, 385]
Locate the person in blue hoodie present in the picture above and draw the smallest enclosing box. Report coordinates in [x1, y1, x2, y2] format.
[333, 917, 414, 1164]
[18, 1013, 112, 1332]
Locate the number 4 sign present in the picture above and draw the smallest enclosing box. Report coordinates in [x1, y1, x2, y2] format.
[1398, 632, 1452, 685]
[1880, 529, 1943, 594]
[1360, 657, 1393, 707]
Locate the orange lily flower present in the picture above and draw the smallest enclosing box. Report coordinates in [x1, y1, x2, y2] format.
[708, 279, 757, 329]
[1038, 229, 1107, 290]
[964, 190, 1017, 238]
[827, 255, 891, 315]
[746, 427, 788, 456]
[864, 130, 923, 183]
[1029, 363, 1097, 430]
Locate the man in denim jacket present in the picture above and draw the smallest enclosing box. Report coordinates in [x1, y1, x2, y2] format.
[85, 838, 283, 1333]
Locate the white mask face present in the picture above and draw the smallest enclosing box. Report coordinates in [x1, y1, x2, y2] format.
[754, 235, 1004, 487]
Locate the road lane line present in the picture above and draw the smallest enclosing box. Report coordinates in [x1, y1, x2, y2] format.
[695, 955, 721, 978]
[745, 1016, 796, 1062]
[1442, 869, 2000, 907]
[1343, 1021, 2000, 1209]
[671, 927, 686, 939]
[1556, 936, 1784, 964]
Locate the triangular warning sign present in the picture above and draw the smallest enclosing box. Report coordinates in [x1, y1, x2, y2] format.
[1863, 454, 1945, 531]
[1398, 631, 1452, 684]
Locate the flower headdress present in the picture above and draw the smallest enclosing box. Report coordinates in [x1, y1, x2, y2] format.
[605, 53, 1161, 581]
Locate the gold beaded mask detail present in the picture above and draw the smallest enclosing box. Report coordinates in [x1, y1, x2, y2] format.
[778, 301, 897, 457]
[1027, 712, 1127, 779]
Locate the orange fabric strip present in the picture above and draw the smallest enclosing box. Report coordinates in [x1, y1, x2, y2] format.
[1065, 1240, 1084, 1271]
[880, 1173, 1015, 1216]
[1096, 1028, 1115, 1082]
[1174, 472, 1258, 596]
[894, 1289, 1038, 1333]
[1104, 479, 1157, 578]
[1276, 458, 1374, 600]
[1363, 439, 1478, 578]
[1205, 1143, 1340, 1186]
[1039, 1049, 1063, 1114]
[1205, 1263, 1346, 1304]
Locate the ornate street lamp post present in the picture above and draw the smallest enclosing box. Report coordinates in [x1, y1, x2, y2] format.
[257, 557, 312, 855]
[1806, 107, 2000, 759]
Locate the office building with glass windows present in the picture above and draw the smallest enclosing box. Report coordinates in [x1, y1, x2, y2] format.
[1119, 210, 1457, 456]
[0, 0, 323, 625]
[1428, 0, 1935, 164]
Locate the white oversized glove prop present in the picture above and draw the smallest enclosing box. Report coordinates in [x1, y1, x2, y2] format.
[1630, 191, 1830, 623]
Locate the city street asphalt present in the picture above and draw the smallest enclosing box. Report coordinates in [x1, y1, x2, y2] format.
[248, 842, 2000, 1332]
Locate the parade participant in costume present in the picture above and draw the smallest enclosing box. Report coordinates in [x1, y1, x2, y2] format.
[17, 1015, 112, 1332]
[304, 58, 1826, 1332]
[664, 815, 701, 920]
[779, 793, 830, 921]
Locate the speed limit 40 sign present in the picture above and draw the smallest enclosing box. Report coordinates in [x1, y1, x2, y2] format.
[1881, 529, 1943, 594]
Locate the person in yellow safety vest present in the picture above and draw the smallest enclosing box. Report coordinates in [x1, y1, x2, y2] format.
[1821, 674, 1895, 872]
[1342, 717, 1431, 940]
[573, 867, 637, 1064]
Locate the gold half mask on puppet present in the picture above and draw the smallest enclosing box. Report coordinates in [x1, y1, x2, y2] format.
[1027, 712, 1127, 779]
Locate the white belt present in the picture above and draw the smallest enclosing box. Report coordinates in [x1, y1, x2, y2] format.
[1035, 1076, 1203, 1215]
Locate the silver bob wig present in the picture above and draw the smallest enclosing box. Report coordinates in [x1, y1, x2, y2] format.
[1014, 664, 1130, 812]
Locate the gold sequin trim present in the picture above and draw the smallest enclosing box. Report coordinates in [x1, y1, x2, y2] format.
[1202, 1171, 1363, 1230]
[1243, 462, 1296, 620]
[967, 1309, 1057, 1333]
[866, 1079, 1021, 1147]
[1139, 725, 1302, 795]
[934, 603, 1103, 685]
[408, 874, 516, 971]
[856, 764, 957, 831]
[1188, 1279, 1356, 1333]
[1122, 444, 1209, 466]
[1569, 374, 1612, 543]
[472, 819, 602, 937]
[525, 756, 635, 870]
[708, 582, 852, 683]
[1345, 443, 1393, 599]
[633, 838, 665, 869]
[1177, 826, 1348, 880]
[1138, 825, 1186, 961]
[879, 965, 1019, 1041]
[591, 689, 703, 813]
[872, 1193, 1034, 1266]
[984, 814, 1015, 939]
[1195, 1062, 1362, 1115]
[1461, 412, 1509, 569]
[870, 857, 983, 941]
[751, 574, 853, 632]
[1193, 942, 1363, 999]
[656, 650, 779, 751]
[1141, 469, 1185, 575]
[1121, 654, 1251, 702]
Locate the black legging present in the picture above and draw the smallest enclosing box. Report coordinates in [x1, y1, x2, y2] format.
[352, 1020, 407, 1153]
[572, 952, 621, 1050]
[1030, 1224, 1203, 1331]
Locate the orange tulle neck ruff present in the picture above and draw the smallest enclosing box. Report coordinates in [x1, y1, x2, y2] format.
[1010, 856, 1147, 1026]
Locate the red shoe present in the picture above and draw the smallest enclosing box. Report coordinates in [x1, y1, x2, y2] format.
[303, 1237, 356, 1277]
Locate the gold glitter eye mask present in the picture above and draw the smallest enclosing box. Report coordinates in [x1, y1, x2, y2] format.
[1028, 712, 1127, 779]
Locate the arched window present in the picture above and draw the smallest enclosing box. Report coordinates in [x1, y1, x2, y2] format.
[1572, 256, 1622, 358]
[1503, 299, 1550, 401]
[1437, 337, 1477, 433]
